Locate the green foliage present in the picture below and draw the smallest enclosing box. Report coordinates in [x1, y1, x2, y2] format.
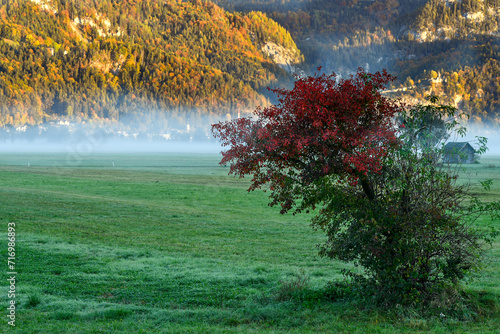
[313, 98, 499, 306]
[398, 95, 459, 152]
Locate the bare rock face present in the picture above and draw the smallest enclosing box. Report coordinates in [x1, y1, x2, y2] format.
[261, 42, 301, 73]
[29, 0, 57, 14]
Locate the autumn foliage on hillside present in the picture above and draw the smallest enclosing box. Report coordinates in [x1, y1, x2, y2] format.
[214, 0, 500, 126]
[0, 0, 302, 126]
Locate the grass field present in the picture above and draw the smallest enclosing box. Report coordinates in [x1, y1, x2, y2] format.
[0, 151, 499, 333]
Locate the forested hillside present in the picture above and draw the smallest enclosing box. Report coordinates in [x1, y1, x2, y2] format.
[1, 0, 499, 130]
[214, 0, 500, 126]
[0, 0, 302, 128]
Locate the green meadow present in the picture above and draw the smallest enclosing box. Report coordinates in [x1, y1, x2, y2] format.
[0, 152, 499, 333]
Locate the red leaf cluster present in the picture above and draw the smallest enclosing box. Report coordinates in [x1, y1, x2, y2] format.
[212, 68, 402, 212]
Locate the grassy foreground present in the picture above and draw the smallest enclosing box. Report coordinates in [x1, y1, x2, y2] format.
[0, 152, 499, 333]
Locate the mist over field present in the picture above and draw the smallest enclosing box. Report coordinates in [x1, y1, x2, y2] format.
[462, 125, 500, 156]
[1, 120, 498, 157]
[0, 139, 224, 154]
[0, 113, 230, 154]
[0, 127, 224, 155]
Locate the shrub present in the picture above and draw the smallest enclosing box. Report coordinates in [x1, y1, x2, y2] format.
[274, 269, 310, 302]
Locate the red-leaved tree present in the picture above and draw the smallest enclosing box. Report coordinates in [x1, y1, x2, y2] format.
[212, 69, 402, 213]
[213, 70, 500, 307]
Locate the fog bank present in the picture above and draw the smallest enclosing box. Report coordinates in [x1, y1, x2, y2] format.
[460, 125, 500, 156]
[1, 121, 498, 156]
[0, 139, 223, 154]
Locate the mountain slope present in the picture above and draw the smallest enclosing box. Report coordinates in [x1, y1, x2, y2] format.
[0, 0, 302, 127]
[214, 0, 500, 126]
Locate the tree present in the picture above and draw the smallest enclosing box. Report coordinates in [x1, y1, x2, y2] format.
[316, 97, 498, 304]
[212, 70, 499, 306]
[213, 68, 401, 209]
[398, 96, 452, 161]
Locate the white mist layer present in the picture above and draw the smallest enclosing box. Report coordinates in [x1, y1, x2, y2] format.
[0, 139, 223, 154]
[1, 123, 499, 156]
[459, 125, 500, 156]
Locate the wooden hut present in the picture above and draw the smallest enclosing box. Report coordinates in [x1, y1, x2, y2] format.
[443, 142, 476, 164]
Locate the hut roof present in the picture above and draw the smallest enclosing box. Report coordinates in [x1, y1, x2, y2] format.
[443, 142, 475, 153]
